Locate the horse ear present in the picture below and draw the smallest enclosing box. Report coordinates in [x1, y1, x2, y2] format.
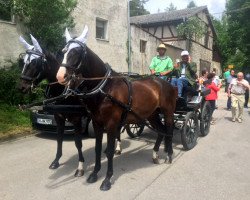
[65, 28, 72, 43]
[19, 36, 33, 50]
[76, 25, 88, 43]
[30, 34, 43, 53]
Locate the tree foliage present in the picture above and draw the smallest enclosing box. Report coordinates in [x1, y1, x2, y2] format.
[13, 0, 77, 52]
[165, 2, 177, 12]
[130, 0, 150, 17]
[226, 0, 250, 72]
[213, 0, 250, 72]
[0, 0, 12, 21]
[177, 16, 205, 51]
[187, 1, 197, 8]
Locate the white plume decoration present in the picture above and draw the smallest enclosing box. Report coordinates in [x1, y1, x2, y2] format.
[30, 34, 43, 53]
[76, 25, 88, 43]
[65, 28, 72, 43]
[19, 36, 33, 50]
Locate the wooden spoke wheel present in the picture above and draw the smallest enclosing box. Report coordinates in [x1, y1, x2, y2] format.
[125, 124, 145, 138]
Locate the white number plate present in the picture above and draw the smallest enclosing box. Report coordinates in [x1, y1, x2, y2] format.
[37, 118, 52, 125]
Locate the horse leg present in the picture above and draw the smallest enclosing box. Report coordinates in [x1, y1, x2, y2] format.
[49, 114, 65, 169]
[73, 119, 85, 177]
[164, 114, 174, 164]
[114, 134, 122, 155]
[87, 122, 103, 184]
[152, 134, 164, 164]
[100, 131, 116, 191]
[83, 116, 91, 135]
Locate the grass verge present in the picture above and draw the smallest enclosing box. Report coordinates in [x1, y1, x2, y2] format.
[0, 104, 34, 142]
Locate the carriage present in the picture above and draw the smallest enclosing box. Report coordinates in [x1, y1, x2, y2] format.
[122, 74, 211, 151]
[19, 28, 212, 191]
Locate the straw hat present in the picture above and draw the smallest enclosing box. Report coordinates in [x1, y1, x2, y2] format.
[157, 44, 167, 51]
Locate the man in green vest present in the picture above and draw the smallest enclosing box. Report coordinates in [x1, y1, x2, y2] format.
[149, 44, 173, 81]
[177, 50, 197, 98]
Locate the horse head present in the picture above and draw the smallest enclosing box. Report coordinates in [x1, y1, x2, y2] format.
[18, 35, 59, 93]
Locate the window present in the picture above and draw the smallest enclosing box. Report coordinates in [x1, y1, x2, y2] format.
[96, 18, 108, 40]
[140, 40, 147, 53]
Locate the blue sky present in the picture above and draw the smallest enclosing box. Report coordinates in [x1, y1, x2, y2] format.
[144, 0, 226, 18]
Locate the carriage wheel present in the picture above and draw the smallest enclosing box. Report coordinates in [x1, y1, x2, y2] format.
[181, 112, 199, 150]
[125, 124, 145, 138]
[200, 101, 211, 137]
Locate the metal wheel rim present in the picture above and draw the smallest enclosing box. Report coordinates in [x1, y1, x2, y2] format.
[186, 118, 196, 144]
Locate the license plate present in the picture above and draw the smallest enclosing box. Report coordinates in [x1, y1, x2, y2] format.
[37, 118, 52, 125]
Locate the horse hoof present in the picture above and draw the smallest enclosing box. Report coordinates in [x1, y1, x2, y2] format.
[74, 169, 84, 177]
[100, 179, 111, 191]
[115, 150, 122, 155]
[87, 173, 98, 183]
[49, 161, 59, 169]
[168, 156, 173, 164]
[152, 158, 160, 164]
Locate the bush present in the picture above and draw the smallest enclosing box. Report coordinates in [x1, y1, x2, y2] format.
[0, 61, 45, 106]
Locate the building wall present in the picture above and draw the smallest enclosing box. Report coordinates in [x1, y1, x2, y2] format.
[0, 20, 24, 67]
[73, 0, 128, 72]
[191, 42, 213, 75]
[130, 25, 161, 74]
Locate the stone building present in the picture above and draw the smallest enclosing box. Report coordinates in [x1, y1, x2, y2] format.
[130, 6, 222, 76]
[0, 0, 129, 72]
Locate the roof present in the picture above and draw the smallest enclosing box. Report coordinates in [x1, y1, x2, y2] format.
[130, 6, 208, 25]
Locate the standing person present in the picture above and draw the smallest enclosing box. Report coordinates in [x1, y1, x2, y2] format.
[204, 73, 222, 125]
[223, 68, 230, 92]
[226, 70, 235, 110]
[176, 50, 197, 99]
[228, 72, 250, 123]
[149, 44, 173, 81]
[244, 72, 250, 108]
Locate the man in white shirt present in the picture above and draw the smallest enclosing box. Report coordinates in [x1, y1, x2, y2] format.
[228, 72, 250, 122]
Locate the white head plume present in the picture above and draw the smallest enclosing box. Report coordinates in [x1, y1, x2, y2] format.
[76, 25, 88, 43]
[30, 34, 43, 53]
[65, 28, 72, 43]
[19, 36, 33, 50]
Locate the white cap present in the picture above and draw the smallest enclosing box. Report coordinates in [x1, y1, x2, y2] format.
[181, 50, 189, 56]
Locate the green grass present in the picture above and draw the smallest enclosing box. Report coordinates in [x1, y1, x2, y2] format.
[0, 104, 33, 140]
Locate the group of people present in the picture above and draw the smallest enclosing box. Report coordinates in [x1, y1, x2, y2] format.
[224, 69, 250, 123]
[149, 44, 198, 99]
[149, 43, 250, 124]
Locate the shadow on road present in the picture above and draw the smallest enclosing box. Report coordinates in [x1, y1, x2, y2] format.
[44, 129, 185, 189]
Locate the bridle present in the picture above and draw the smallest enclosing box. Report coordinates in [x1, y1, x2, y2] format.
[61, 39, 87, 72]
[20, 49, 46, 88]
[61, 40, 112, 97]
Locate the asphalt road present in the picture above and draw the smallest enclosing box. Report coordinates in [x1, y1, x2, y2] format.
[1, 92, 250, 200]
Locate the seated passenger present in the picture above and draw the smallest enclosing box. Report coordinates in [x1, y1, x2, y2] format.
[176, 51, 198, 99]
[149, 44, 173, 81]
[170, 59, 180, 86]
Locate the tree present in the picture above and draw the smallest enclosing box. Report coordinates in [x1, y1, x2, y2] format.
[130, 0, 150, 17]
[187, 1, 197, 8]
[226, 0, 250, 72]
[177, 16, 205, 51]
[165, 2, 177, 12]
[13, 0, 77, 52]
[0, 0, 12, 21]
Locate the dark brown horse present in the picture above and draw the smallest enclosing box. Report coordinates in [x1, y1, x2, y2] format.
[56, 26, 176, 190]
[18, 35, 91, 177]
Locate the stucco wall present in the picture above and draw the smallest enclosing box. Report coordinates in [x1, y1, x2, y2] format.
[191, 42, 213, 75]
[73, 0, 128, 72]
[0, 21, 24, 67]
[130, 25, 161, 74]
